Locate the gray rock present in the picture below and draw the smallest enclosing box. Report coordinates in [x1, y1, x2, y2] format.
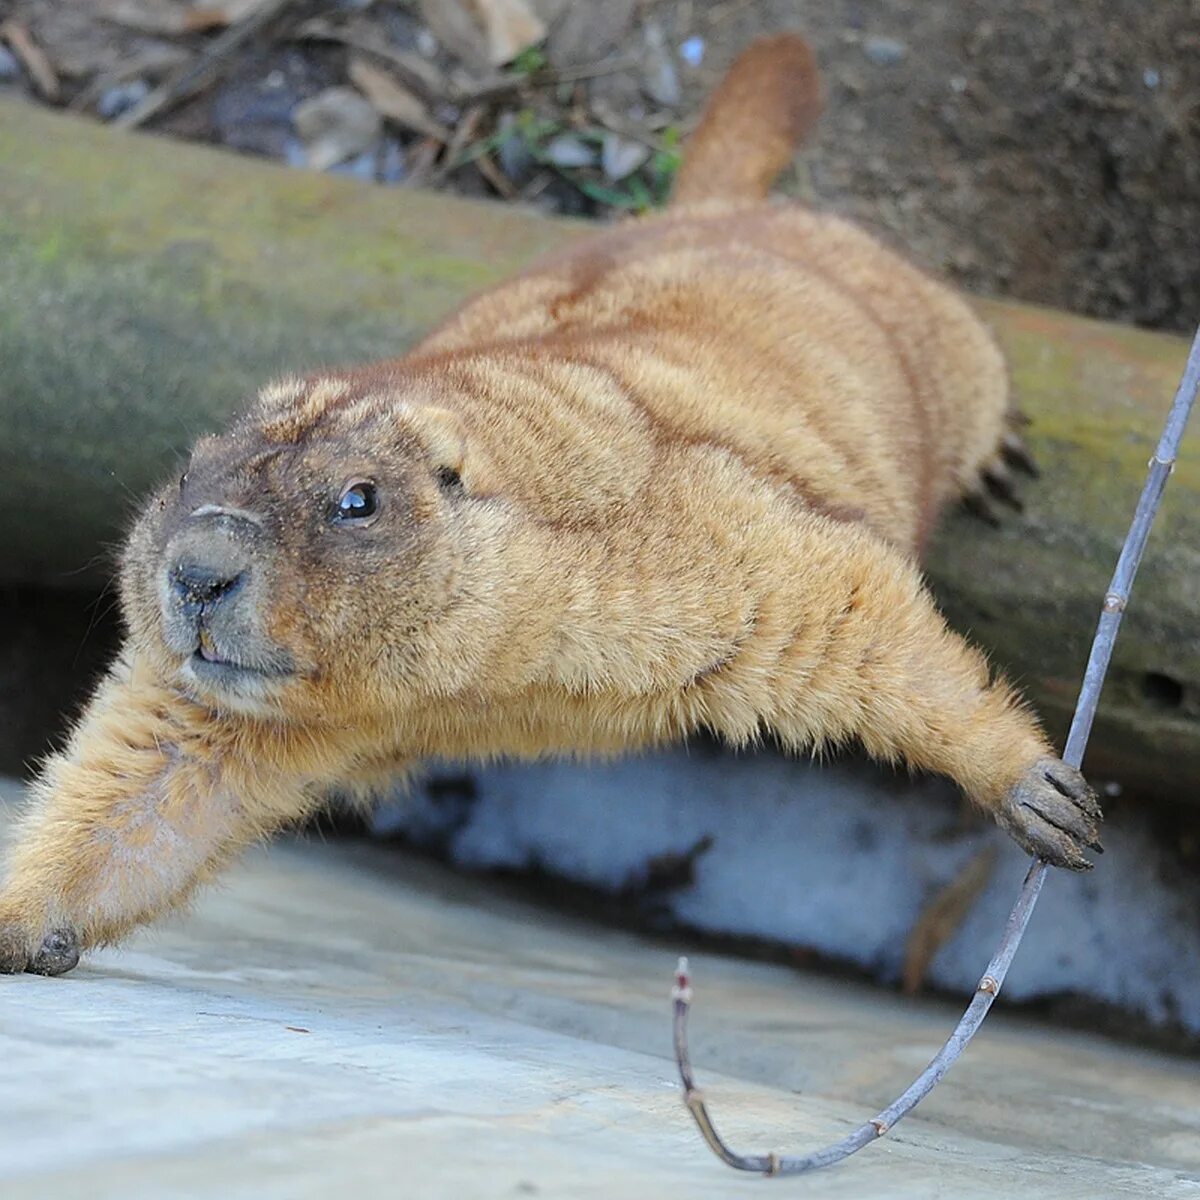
[601, 131, 649, 181]
[97, 79, 150, 121]
[863, 35, 908, 67]
[543, 132, 596, 169]
[641, 19, 681, 107]
[0, 45, 20, 83]
[496, 116, 537, 184]
[679, 35, 706, 68]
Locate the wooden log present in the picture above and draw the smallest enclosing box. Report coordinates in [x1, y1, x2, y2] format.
[0, 103, 1196, 803]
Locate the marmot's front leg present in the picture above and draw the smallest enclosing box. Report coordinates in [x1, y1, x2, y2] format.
[709, 520, 1102, 868]
[0, 657, 318, 975]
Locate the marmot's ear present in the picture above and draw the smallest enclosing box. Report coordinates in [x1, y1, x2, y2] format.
[402, 405, 466, 478]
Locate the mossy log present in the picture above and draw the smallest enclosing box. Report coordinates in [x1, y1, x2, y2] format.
[0, 102, 1197, 803]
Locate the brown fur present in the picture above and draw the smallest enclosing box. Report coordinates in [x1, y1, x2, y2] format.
[672, 35, 822, 206]
[0, 37, 1100, 975]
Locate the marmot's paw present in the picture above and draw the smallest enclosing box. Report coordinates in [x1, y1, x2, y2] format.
[998, 757, 1103, 870]
[0, 918, 80, 977]
[28, 929, 80, 976]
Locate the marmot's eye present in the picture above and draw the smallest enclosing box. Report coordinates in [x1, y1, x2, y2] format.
[435, 466, 463, 492]
[333, 480, 379, 525]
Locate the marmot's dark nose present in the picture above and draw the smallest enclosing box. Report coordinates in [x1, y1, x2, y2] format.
[169, 561, 245, 613]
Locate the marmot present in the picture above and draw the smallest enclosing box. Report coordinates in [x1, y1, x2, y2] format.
[1, 36, 1100, 977]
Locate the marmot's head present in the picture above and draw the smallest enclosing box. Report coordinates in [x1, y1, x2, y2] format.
[120, 372, 473, 721]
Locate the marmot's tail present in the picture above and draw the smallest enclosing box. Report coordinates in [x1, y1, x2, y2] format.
[671, 34, 821, 207]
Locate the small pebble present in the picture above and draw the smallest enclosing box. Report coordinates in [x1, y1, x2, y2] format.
[0, 45, 20, 82]
[863, 35, 907, 67]
[601, 131, 649, 181]
[283, 134, 307, 169]
[329, 148, 380, 183]
[642, 20, 681, 107]
[543, 132, 596, 169]
[416, 28, 438, 59]
[1143, 67, 1160, 89]
[97, 79, 150, 120]
[377, 138, 406, 185]
[679, 36, 705, 68]
[949, 74, 968, 94]
[497, 123, 536, 184]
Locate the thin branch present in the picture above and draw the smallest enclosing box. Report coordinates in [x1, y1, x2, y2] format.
[0, 20, 60, 100]
[672, 320, 1200, 1176]
[113, 0, 298, 131]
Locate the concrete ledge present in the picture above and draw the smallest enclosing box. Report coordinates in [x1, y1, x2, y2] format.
[1, 785, 1198, 1198]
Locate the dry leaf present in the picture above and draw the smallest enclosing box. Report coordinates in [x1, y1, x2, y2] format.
[418, 0, 489, 71]
[420, 0, 544, 70]
[474, 151, 520, 198]
[102, 0, 269, 35]
[348, 58, 450, 142]
[544, 0, 634, 70]
[468, 0, 545, 66]
[0, 21, 60, 99]
[293, 86, 381, 172]
[298, 19, 451, 103]
[103, 2, 220, 35]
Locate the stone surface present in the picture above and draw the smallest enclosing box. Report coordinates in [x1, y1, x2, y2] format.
[1, 782, 1198, 1198]
[383, 750, 1200, 1038]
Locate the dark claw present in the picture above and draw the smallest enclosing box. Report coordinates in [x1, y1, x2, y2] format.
[1001, 430, 1040, 478]
[1042, 760, 1103, 816]
[27, 929, 80, 977]
[983, 463, 1024, 511]
[1000, 757, 1103, 871]
[962, 488, 1001, 527]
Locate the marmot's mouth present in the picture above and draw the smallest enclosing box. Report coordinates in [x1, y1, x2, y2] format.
[196, 633, 227, 665]
[189, 650, 293, 678]
[187, 632, 294, 683]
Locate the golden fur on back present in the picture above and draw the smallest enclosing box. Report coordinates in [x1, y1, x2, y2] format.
[0, 36, 1099, 976]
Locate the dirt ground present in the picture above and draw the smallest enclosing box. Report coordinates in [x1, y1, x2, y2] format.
[2, 0, 1197, 333]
